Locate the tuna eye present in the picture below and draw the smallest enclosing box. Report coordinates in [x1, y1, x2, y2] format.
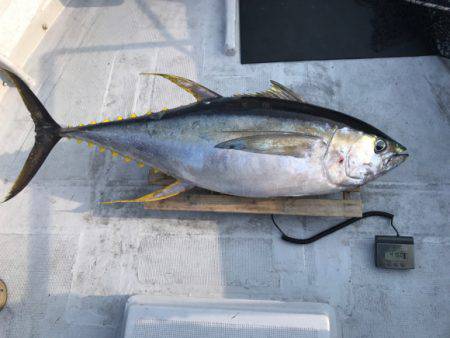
[374, 139, 387, 153]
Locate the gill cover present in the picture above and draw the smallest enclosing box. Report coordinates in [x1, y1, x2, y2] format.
[324, 128, 367, 186]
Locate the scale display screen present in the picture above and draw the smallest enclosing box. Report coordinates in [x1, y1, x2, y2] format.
[384, 250, 408, 262]
[375, 236, 414, 269]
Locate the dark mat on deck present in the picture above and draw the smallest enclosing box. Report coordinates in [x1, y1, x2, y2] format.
[239, 0, 438, 64]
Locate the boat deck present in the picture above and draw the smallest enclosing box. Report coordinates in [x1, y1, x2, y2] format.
[0, 1, 449, 337]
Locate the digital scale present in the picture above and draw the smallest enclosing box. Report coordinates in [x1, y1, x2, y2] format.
[375, 236, 415, 270]
[272, 210, 415, 270]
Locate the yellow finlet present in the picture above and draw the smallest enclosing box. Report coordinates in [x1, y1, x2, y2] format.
[90, 121, 96, 125]
[130, 113, 137, 118]
[137, 162, 145, 168]
[111, 151, 118, 157]
[117, 116, 123, 121]
[123, 156, 132, 163]
[99, 147, 106, 153]
[78, 123, 84, 127]
[87, 142, 94, 148]
[76, 139, 83, 144]
[103, 119, 110, 123]
[146, 111, 153, 115]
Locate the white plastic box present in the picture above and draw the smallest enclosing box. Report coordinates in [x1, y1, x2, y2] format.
[121, 296, 340, 338]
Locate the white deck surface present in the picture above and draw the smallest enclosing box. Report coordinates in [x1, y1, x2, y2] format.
[0, 1, 449, 337]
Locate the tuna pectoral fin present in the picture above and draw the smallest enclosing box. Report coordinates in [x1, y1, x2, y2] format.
[102, 180, 193, 204]
[215, 132, 326, 157]
[140, 73, 221, 101]
[1, 68, 61, 202]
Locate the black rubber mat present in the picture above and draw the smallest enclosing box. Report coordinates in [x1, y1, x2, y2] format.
[239, 0, 438, 64]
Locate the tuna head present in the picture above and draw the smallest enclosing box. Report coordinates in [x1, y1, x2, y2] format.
[324, 127, 408, 188]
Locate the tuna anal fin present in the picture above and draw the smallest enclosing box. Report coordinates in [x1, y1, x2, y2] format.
[239, 80, 304, 102]
[141, 73, 221, 101]
[215, 133, 325, 157]
[102, 180, 193, 204]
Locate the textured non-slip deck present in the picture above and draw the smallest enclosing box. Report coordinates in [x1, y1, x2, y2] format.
[0, 1, 449, 337]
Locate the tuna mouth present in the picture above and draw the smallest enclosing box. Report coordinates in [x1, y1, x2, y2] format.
[386, 153, 409, 168]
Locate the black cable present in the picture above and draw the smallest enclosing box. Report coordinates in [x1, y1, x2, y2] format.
[271, 211, 400, 245]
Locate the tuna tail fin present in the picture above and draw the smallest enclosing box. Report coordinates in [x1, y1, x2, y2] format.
[1, 68, 61, 202]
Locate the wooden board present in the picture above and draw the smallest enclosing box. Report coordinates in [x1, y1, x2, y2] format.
[144, 191, 362, 217]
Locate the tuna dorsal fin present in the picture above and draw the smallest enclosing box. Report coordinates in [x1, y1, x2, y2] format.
[141, 73, 221, 101]
[240, 81, 304, 102]
[215, 132, 325, 157]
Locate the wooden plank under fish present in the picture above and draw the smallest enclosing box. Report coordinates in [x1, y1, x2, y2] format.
[144, 188, 362, 218]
